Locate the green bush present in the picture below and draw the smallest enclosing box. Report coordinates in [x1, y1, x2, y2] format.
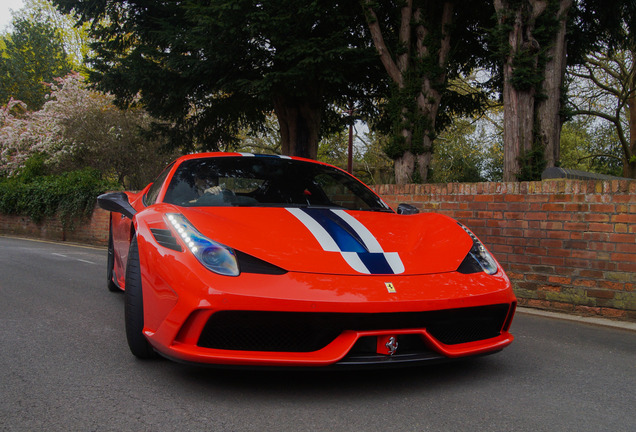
[0, 169, 119, 230]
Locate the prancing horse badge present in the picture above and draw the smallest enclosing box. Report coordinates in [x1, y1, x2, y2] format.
[385, 282, 396, 293]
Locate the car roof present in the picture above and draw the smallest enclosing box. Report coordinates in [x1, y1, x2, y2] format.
[175, 152, 334, 168]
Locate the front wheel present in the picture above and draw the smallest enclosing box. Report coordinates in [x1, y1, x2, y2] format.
[124, 236, 157, 359]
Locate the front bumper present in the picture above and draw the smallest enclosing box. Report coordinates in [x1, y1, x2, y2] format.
[163, 306, 515, 368]
[138, 244, 516, 367]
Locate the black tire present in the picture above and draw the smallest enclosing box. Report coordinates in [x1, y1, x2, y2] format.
[107, 223, 120, 292]
[124, 236, 157, 359]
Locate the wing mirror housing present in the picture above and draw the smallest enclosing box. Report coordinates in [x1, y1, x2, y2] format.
[97, 192, 137, 219]
[397, 203, 419, 215]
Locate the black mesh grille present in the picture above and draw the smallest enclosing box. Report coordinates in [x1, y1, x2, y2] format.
[197, 304, 511, 352]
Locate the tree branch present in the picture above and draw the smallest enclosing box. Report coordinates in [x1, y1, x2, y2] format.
[437, 2, 454, 69]
[571, 109, 619, 124]
[580, 64, 623, 97]
[572, 109, 630, 158]
[577, 153, 623, 163]
[397, 0, 412, 73]
[414, 8, 428, 58]
[362, 2, 403, 86]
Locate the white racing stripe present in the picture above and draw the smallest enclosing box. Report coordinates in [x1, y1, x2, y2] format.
[287, 207, 405, 275]
[341, 252, 370, 274]
[384, 252, 405, 275]
[286, 207, 340, 252]
[238, 152, 292, 159]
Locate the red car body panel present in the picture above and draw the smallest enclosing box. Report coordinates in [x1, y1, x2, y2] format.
[106, 152, 516, 367]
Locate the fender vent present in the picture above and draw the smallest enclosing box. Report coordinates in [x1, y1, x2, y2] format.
[150, 228, 182, 252]
[236, 250, 287, 275]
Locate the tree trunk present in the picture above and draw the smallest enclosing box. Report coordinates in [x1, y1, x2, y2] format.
[498, 2, 537, 181]
[502, 83, 535, 181]
[394, 139, 434, 183]
[536, 0, 572, 169]
[416, 152, 432, 182]
[363, 1, 453, 184]
[623, 48, 636, 178]
[274, 96, 321, 160]
[627, 93, 636, 178]
[495, 0, 546, 182]
[394, 151, 415, 184]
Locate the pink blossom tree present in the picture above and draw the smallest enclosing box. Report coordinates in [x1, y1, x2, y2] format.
[1, 73, 176, 187]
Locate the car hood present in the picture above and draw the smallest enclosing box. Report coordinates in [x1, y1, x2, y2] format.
[176, 206, 473, 276]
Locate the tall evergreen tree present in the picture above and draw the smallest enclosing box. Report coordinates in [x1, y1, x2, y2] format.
[53, 0, 385, 158]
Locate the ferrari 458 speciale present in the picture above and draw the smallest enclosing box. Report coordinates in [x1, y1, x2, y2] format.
[98, 153, 516, 367]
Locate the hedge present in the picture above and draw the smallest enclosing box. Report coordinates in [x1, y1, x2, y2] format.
[0, 169, 119, 229]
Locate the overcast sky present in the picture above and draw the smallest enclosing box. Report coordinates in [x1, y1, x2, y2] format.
[1, 0, 24, 32]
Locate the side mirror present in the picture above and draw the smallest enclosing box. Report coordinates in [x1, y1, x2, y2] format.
[397, 203, 419, 215]
[97, 192, 137, 219]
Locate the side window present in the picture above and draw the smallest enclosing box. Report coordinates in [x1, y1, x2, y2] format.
[143, 162, 175, 206]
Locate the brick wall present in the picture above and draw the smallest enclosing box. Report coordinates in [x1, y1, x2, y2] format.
[372, 179, 636, 321]
[1, 179, 635, 321]
[0, 205, 110, 246]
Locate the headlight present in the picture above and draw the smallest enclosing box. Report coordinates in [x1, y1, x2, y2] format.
[165, 213, 239, 276]
[457, 223, 498, 275]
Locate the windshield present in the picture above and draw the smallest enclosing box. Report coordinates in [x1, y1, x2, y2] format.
[163, 156, 391, 212]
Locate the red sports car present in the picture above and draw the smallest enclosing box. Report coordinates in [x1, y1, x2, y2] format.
[98, 152, 516, 367]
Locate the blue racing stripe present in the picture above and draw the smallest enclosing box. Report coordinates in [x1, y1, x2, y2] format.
[358, 253, 394, 275]
[301, 208, 367, 253]
[300, 208, 397, 275]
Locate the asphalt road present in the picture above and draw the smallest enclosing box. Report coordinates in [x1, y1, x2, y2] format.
[1, 236, 635, 432]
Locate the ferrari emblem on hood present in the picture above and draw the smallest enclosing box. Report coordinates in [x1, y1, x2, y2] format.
[287, 208, 405, 275]
[385, 282, 396, 293]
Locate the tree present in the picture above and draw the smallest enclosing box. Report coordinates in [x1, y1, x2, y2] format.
[230, 111, 395, 185]
[0, 73, 176, 187]
[0, 98, 37, 176]
[491, 0, 636, 181]
[0, 17, 72, 110]
[53, 0, 384, 160]
[354, 130, 395, 185]
[361, 0, 492, 184]
[233, 114, 282, 156]
[315, 121, 395, 184]
[429, 119, 491, 183]
[11, 0, 91, 67]
[492, 0, 573, 181]
[559, 119, 623, 176]
[564, 0, 636, 179]
[49, 74, 178, 188]
[568, 48, 636, 177]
